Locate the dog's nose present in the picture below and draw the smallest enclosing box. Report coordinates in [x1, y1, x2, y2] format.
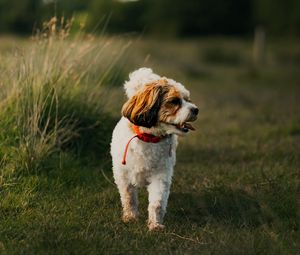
[191, 107, 199, 116]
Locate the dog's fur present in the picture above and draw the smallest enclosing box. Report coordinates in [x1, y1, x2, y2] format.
[110, 68, 198, 230]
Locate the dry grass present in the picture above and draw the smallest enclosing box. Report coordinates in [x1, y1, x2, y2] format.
[0, 18, 129, 180]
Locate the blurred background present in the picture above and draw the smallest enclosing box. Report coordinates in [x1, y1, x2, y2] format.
[0, 0, 300, 37]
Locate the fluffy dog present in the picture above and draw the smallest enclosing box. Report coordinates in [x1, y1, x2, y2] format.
[110, 68, 198, 230]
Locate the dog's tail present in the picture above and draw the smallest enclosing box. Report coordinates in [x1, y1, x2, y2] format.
[124, 68, 161, 98]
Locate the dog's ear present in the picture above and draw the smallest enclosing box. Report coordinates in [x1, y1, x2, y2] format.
[122, 83, 165, 128]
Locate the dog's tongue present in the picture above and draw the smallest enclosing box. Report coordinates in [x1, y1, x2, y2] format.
[183, 123, 195, 131]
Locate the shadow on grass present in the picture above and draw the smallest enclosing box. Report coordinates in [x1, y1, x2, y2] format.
[177, 145, 260, 167]
[28, 113, 119, 190]
[168, 188, 269, 228]
[177, 142, 298, 167]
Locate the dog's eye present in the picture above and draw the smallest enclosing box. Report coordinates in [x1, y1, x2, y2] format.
[169, 98, 181, 105]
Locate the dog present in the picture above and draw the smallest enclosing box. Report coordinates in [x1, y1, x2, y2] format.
[110, 68, 198, 230]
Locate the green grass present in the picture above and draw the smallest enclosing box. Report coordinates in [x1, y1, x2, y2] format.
[0, 34, 300, 254]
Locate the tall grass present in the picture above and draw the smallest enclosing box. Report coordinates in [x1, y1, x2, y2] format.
[0, 18, 129, 183]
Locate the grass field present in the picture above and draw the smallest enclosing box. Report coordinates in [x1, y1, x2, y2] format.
[0, 33, 300, 254]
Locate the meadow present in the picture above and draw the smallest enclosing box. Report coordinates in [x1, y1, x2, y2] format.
[0, 29, 299, 254]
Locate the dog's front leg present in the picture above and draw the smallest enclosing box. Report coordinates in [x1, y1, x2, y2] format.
[147, 179, 171, 231]
[118, 183, 138, 222]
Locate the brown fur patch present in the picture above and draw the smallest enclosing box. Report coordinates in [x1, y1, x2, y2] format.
[122, 80, 184, 127]
[122, 82, 168, 127]
[159, 86, 182, 122]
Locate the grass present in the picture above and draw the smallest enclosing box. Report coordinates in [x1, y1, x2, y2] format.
[0, 32, 299, 254]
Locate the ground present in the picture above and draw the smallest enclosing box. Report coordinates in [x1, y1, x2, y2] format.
[0, 37, 299, 254]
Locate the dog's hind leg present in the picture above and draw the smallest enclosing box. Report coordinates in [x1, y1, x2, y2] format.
[118, 183, 139, 222]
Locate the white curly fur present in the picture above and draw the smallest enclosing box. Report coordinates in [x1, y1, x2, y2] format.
[123, 68, 161, 98]
[110, 68, 197, 230]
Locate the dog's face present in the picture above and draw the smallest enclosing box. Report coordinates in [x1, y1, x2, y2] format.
[122, 79, 198, 135]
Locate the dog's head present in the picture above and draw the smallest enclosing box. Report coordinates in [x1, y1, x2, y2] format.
[122, 74, 198, 135]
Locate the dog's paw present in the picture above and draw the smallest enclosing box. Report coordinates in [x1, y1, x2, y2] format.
[122, 212, 138, 223]
[148, 222, 165, 231]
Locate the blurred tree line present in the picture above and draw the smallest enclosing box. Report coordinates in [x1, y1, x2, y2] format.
[0, 0, 299, 37]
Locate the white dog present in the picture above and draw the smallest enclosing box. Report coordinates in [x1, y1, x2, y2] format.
[110, 68, 198, 230]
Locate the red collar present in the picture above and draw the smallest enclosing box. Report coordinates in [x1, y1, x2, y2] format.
[122, 125, 164, 165]
[132, 125, 161, 143]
